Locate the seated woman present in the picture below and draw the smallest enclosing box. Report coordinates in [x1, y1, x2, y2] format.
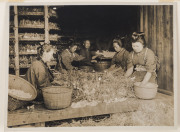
[79, 40, 92, 66]
[58, 44, 85, 73]
[125, 32, 158, 86]
[25, 43, 55, 101]
[108, 39, 129, 72]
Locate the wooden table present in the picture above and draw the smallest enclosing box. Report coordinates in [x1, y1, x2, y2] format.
[7, 93, 173, 127]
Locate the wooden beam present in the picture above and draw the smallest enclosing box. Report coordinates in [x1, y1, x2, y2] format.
[14, 6, 19, 76]
[158, 88, 173, 96]
[8, 98, 138, 126]
[44, 6, 49, 44]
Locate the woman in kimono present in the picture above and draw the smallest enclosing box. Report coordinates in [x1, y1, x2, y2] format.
[58, 44, 85, 73]
[108, 38, 129, 72]
[125, 32, 157, 86]
[79, 40, 92, 66]
[25, 43, 55, 101]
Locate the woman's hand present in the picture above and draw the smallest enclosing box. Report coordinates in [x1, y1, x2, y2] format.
[51, 80, 63, 86]
[141, 72, 152, 85]
[92, 56, 97, 60]
[125, 66, 134, 78]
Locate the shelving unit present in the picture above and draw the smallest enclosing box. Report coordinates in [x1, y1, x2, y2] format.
[9, 6, 61, 76]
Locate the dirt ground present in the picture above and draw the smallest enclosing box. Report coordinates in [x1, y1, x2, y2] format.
[46, 93, 174, 127]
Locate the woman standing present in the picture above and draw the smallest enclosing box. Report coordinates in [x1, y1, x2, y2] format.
[125, 32, 158, 86]
[108, 39, 129, 72]
[25, 43, 55, 101]
[58, 44, 85, 73]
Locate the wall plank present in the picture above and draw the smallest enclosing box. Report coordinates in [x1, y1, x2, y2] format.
[140, 5, 173, 92]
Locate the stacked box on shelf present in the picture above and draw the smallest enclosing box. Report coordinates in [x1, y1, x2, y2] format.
[9, 6, 65, 75]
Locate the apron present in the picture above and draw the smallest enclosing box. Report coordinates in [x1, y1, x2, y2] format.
[131, 48, 157, 84]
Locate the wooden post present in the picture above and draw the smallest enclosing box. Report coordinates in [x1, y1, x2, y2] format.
[44, 6, 49, 44]
[153, 6, 157, 55]
[144, 6, 148, 46]
[14, 6, 19, 76]
[140, 6, 144, 32]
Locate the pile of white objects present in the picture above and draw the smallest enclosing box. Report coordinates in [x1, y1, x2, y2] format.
[9, 89, 32, 99]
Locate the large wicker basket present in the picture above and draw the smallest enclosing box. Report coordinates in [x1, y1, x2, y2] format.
[134, 82, 158, 100]
[42, 86, 73, 110]
[8, 74, 37, 111]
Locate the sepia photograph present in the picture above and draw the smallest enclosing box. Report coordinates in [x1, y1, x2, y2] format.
[6, 3, 176, 129]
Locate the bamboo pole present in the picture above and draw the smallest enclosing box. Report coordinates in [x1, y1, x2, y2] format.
[14, 6, 19, 76]
[44, 6, 49, 44]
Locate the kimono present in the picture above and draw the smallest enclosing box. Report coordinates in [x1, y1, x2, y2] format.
[127, 48, 157, 83]
[111, 48, 129, 71]
[25, 59, 54, 101]
[58, 49, 84, 72]
[79, 47, 92, 66]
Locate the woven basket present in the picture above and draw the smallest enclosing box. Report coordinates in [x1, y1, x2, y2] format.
[8, 95, 28, 111]
[134, 82, 158, 100]
[9, 74, 37, 101]
[93, 61, 111, 72]
[8, 74, 37, 111]
[42, 86, 73, 110]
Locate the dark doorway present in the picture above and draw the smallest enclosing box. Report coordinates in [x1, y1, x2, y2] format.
[56, 5, 140, 51]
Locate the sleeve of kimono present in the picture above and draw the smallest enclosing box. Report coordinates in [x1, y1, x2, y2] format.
[80, 49, 86, 57]
[111, 54, 116, 65]
[124, 51, 130, 62]
[127, 52, 134, 70]
[74, 53, 85, 61]
[33, 62, 49, 87]
[61, 53, 74, 70]
[25, 66, 37, 88]
[124, 51, 130, 69]
[145, 49, 156, 72]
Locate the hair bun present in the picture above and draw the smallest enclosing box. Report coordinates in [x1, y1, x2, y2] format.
[132, 32, 145, 40]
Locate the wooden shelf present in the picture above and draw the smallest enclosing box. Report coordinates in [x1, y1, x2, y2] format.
[19, 65, 31, 68]
[19, 38, 45, 41]
[9, 65, 31, 68]
[10, 52, 37, 56]
[19, 38, 60, 41]
[18, 12, 44, 16]
[49, 28, 60, 30]
[19, 52, 37, 55]
[19, 25, 44, 29]
[10, 6, 61, 76]
[18, 26, 60, 30]
[49, 39, 59, 41]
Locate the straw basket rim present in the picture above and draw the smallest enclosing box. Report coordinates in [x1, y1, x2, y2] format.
[134, 82, 158, 89]
[42, 86, 72, 94]
[9, 74, 37, 101]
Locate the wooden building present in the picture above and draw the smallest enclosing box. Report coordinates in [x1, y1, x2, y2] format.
[9, 5, 174, 93]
